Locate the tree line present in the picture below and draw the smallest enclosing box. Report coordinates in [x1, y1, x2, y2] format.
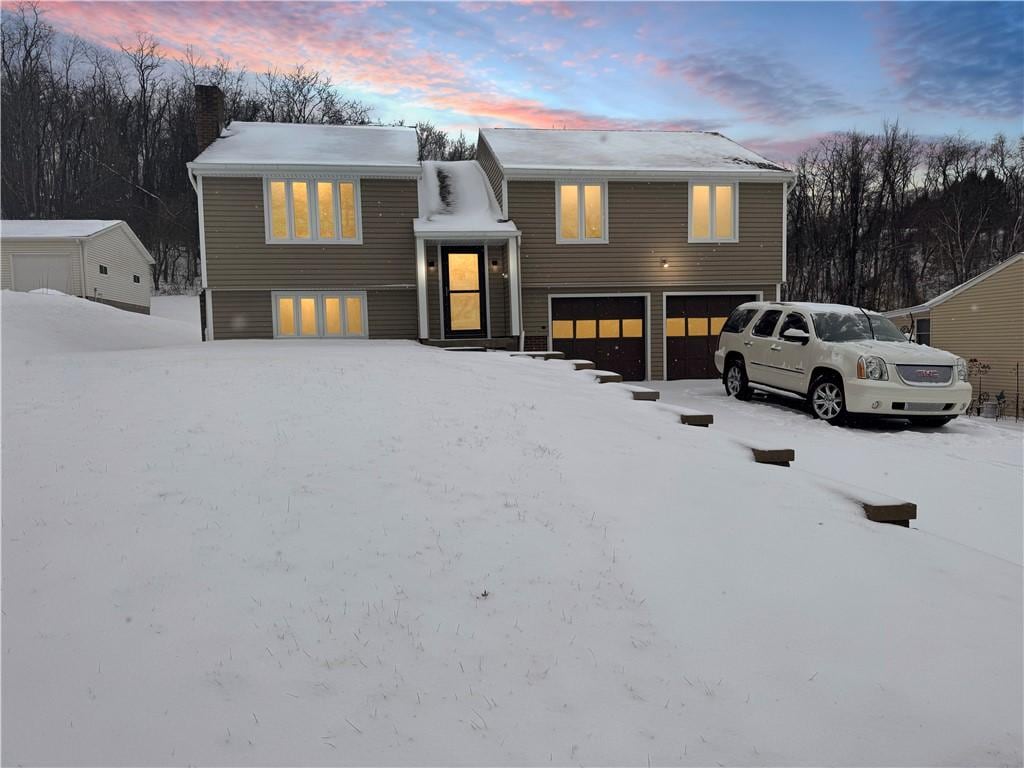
[0, 3, 473, 289]
[3, 2, 1021, 306]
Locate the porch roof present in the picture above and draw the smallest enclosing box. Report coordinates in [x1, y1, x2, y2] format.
[413, 160, 518, 239]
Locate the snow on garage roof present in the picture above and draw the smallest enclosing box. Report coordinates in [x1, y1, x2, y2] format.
[189, 121, 420, 174]
[414, 161, 518, 238]
[2, 220, 121, 239]
[480, 128, 791, 178]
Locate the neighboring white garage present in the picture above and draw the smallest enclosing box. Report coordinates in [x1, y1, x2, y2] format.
[1, 220, 154, 313]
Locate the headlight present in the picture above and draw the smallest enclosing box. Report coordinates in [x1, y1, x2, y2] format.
[956, 358, 968, 382]
[857, 355, 888, 380]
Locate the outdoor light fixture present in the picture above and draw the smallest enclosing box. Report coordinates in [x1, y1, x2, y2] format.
[427, 259, 436, 270]
[491, 259, 500, 271]
[661, 259, 669, 268]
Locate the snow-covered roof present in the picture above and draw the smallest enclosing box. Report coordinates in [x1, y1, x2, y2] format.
[189, 121, 420, 175]
[1, 219, 155, 265]
[883, 253, 1024, 318]
[480, 128, 791, 179]
[414, 160, 518, 238]
[2, 220, 120, 239]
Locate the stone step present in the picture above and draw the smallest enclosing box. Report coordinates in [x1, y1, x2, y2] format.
[862, 501, 917, 527]
[510, 351, 566, 361]
[568, 359, 595, 370]
[657, 403, 714, 427]
[619, 384, 660, 401]
[751, 447, 795, 467]
[587, 370, 624, 384]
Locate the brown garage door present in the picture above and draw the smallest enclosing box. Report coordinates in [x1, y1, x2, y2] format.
[551, 296, 646, 380]
[666, 294, 758, 380]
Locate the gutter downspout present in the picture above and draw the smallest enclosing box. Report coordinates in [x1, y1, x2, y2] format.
[516, 234, 525, 352]
[781, 177, 797, 302]
[77, 238, 87, 299]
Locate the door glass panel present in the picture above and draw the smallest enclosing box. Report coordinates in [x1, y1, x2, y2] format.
[299, 297, 317, 335]
[687, 317, 709, 336]
[317, 182, 336, 239]
[552, 320, 574, 339]
[692, 185, 710, 239]
[346, 296, 364, 335]
[448, 253, 480, 291]
[599, 319, 619, 338]
[584, 184, 602, 239]
[575, 319, 596, 339]
[450, 293, 481, 331]
[560, 184, 579, 240]
[666, 317, 685, 337]
[292, 182, 311, 239]
[277, 297, 296, 336]
[710, 316, 728, 335]
[714, 185, 734, 239]
[622, 319, 643, 337]
[324, 297, 342, 335]
[339, 182, 357, 239]
[270, 181, 288, 239]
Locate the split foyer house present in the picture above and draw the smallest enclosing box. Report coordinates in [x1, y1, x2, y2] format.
[188, 85, 794, 380]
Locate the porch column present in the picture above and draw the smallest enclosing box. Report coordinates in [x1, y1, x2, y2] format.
[507, 235, 522, 337]
[415, 236, 428, 340]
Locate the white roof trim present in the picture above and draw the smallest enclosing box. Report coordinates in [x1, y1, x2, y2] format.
[1, 220, 155, 265]
[413, 228, 520, 239]
[883, 252, 1023, 318]
[187, 162, 421, 178]
[501, 168, 794, 182]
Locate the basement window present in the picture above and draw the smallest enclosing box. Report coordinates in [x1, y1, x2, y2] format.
[689, 182, 738, 242]
[265, 178, 361, 244]
[272, 291, 367, 338]
[556, 181, 607, 243]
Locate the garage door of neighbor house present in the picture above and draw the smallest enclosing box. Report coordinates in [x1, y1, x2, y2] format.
[666, 294, 758, 380]
[12, 254, 73, 294]
[551, 296, 646, 380]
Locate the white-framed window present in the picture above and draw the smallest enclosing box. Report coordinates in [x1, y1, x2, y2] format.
[688, 182, 738, 243]
[264, 178, 362, 244]
[555, 181, 607, 244]
[272, 290, 368, 338]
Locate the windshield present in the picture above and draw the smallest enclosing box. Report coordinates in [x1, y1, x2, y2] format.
[811, 312, 907, 342]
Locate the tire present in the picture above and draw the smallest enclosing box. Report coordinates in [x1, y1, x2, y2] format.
[808, 374, 847, 425]
[724, 358, 753, 401]
[909, 416, 954, 428]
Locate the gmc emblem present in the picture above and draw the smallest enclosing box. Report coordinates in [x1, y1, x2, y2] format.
[917, 369, 940, 378]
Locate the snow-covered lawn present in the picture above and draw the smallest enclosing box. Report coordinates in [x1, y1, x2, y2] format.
[653, 380, 1024, 566]
[3, 292, 1021, 766]
[151, 294, 201, 340]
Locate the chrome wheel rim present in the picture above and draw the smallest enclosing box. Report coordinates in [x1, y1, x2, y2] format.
[812, 382, 843, 419]
[726, 365, 742, 395]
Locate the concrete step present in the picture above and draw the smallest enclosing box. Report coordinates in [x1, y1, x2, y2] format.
[657, 403, 714, 427]
[568, 359, 595, 370]
[587, 370, 624, 384]
[750, 447, 795, 467]
[619, 384, 660, 401]
[510, 351, 566, 361]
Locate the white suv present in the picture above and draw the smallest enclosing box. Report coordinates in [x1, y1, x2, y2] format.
[714, 302, 972, 426]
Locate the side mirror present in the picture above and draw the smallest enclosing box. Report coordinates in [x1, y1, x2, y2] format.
[782, 328, 810, 344]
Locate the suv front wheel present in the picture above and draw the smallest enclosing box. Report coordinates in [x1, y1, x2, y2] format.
[809, 374, 847, 425]
[724, 358, 753, 401]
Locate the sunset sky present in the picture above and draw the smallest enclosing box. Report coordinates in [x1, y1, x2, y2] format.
[34, 1, 1024, 161]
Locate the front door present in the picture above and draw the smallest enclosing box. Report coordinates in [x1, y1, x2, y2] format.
[442, 247, 486, 338]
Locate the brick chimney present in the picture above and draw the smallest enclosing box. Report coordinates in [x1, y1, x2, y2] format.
[195, 84, 224, 154]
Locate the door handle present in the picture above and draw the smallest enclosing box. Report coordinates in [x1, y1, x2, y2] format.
[770, 344, 781, 351]
[743, 341, 753, 347]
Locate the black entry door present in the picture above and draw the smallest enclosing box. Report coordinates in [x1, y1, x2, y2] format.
[442, 247, 486, 338]
[551, 296, 646, 380]
[666, 293, 757, 379]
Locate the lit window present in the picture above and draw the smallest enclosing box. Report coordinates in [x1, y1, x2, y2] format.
[710, 316, 728, 335]
[622, 319, 643, 338]
[552, 320, 574, 339]
[557, 182, 606, 242]
[666, 318, 685, 337]
[689, 183, 737, 242]
[598, 319, 619, 338]
[575, 319, 597, 339]
[687, 317, 709, 337]
[273, 291, 367, 338]
[266, 178, 361, 243]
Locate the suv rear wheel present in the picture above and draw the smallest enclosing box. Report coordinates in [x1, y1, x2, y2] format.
[809, 374, 847, 425]
[724, 358, 752, 401]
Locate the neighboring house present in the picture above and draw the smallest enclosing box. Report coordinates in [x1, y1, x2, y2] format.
[0, 220, 155, 313]
[188, 85, 794, 380]
[884, 253, 1024, 411]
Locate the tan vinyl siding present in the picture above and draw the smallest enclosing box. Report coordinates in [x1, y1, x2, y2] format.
[84, 227, 153, 308]
[366, 289, 418, 339]
[211, 290, 273, 339]
[202, 176, 418, 289]
[475, 137, 504, 213]
[0, 238, 83, 295]
[509, 180, 784, 288]
[931, 258, 1024, 402]
[523, 282, 776, 380]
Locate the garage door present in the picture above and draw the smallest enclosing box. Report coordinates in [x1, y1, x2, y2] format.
[666, 294, 757, 380]
[551, 296, 646, 380]
[12, 254, 73, 294]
